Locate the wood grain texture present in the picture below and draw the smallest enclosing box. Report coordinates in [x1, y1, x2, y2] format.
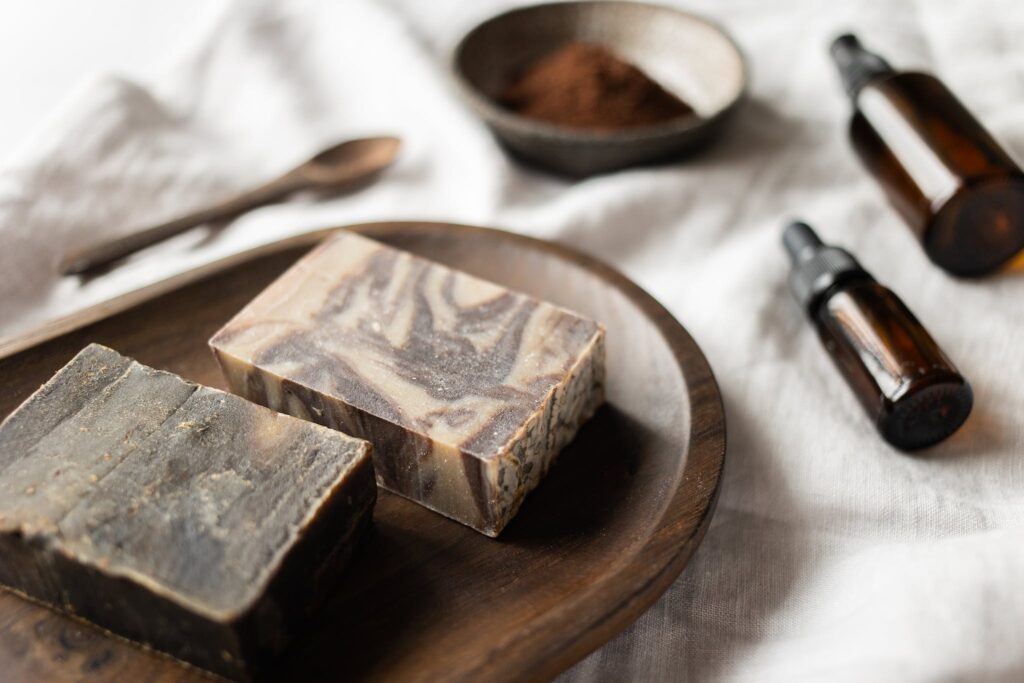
[0, 222, 726, 683]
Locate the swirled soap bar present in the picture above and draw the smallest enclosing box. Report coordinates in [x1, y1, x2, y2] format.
[210, 231, 605, 537]
[0, 344, 375, 681]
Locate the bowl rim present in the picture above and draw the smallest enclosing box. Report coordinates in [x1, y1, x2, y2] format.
[450, 0, 750, 144]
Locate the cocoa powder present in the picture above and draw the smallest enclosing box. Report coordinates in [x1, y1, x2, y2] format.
[499, 42, 694, 132]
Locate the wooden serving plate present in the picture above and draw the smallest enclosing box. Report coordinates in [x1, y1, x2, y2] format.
[0, 222, 725, 682]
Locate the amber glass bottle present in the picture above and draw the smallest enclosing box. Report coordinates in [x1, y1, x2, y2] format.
[831, 34, 1024, 276]
[783, 221, 972, 450]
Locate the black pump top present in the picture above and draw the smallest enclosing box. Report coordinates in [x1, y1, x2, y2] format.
[783, 221, 872, 314]
[830, 33, 895, 102]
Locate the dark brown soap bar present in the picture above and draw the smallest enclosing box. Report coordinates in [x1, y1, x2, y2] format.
[0, 344, 375, 680]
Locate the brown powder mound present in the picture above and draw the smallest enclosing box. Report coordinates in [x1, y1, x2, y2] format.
[498, 42, 695, 132]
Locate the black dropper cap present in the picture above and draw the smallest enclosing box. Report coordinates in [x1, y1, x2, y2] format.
[829, 33, 895, 102]
[783, 221, 872, 314]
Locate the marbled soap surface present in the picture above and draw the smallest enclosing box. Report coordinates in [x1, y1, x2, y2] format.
[211, 231, 605, 536]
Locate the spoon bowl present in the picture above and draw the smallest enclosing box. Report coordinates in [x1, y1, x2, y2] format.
[300, 136, 402, 185]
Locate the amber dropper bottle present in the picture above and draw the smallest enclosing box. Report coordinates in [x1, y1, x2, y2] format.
[830, 34, 1024, 276]
[783, 220, 973, 450]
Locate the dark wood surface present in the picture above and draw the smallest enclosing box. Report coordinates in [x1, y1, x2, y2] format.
[0, 222, 726, 682]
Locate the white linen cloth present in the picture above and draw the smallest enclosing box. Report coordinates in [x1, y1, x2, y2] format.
[3, 1, 1024, 680]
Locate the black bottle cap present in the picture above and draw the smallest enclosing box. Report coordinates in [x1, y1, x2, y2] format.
[783, 221, 872, 314]
[829, 33, 895, 102]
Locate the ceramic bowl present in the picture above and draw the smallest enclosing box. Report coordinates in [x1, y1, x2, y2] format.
[452, 1, 748, 177]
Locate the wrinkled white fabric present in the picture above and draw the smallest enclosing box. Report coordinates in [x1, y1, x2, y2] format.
[2, 1, 1023, 681]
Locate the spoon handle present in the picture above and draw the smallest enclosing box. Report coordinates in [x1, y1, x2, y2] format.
[59, 173, 307, 276]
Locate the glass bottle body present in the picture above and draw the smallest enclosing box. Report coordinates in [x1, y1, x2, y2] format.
[850, 72, 1024, 276]
[815, 279, 973, 449]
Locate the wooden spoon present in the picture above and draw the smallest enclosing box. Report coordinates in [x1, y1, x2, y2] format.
[59, 136, 402, 276]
